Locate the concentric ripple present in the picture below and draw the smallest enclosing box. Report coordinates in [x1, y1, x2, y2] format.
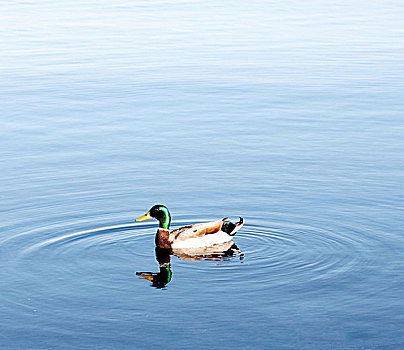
[14, 219, 156, 272]
[234, 221, 364, 286]
[2, 214, 385, 296]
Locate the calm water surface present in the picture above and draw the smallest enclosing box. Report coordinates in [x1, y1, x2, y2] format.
[1, 1, 403, 349]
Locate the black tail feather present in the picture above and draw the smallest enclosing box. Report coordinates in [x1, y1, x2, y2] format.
[222, 217, 244, 236]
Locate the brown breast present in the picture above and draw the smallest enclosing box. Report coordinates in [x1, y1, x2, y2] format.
[155, 229, 172, 249]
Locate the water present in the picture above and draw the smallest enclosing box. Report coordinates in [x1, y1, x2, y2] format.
[1, 1, 403, 349]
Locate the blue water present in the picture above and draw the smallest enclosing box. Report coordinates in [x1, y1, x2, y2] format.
[1, 1, 403, 349]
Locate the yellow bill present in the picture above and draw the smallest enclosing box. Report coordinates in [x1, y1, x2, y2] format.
[136, 272, 154, 281]
[135, 212, 153, 221]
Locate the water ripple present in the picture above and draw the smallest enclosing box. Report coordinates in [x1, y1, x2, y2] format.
[2, 215, 383, 294]
[232, 220, 372, 287]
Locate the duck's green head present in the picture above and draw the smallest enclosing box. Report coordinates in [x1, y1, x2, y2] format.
[135, 204, 171, 229]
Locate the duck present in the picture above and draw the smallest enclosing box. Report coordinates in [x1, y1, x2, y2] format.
[135, 204, 244, 249]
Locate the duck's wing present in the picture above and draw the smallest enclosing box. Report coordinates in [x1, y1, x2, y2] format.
[169, 218, 228, 243]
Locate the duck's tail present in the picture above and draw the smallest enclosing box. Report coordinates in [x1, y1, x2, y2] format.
[221, 217, 244, 236]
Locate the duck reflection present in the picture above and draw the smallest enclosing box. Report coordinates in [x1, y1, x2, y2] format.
[136, 247, 173, 289]
[136, 242, 243, 289]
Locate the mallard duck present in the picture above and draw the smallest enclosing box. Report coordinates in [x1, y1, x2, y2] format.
[135, 204, 244, 249]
